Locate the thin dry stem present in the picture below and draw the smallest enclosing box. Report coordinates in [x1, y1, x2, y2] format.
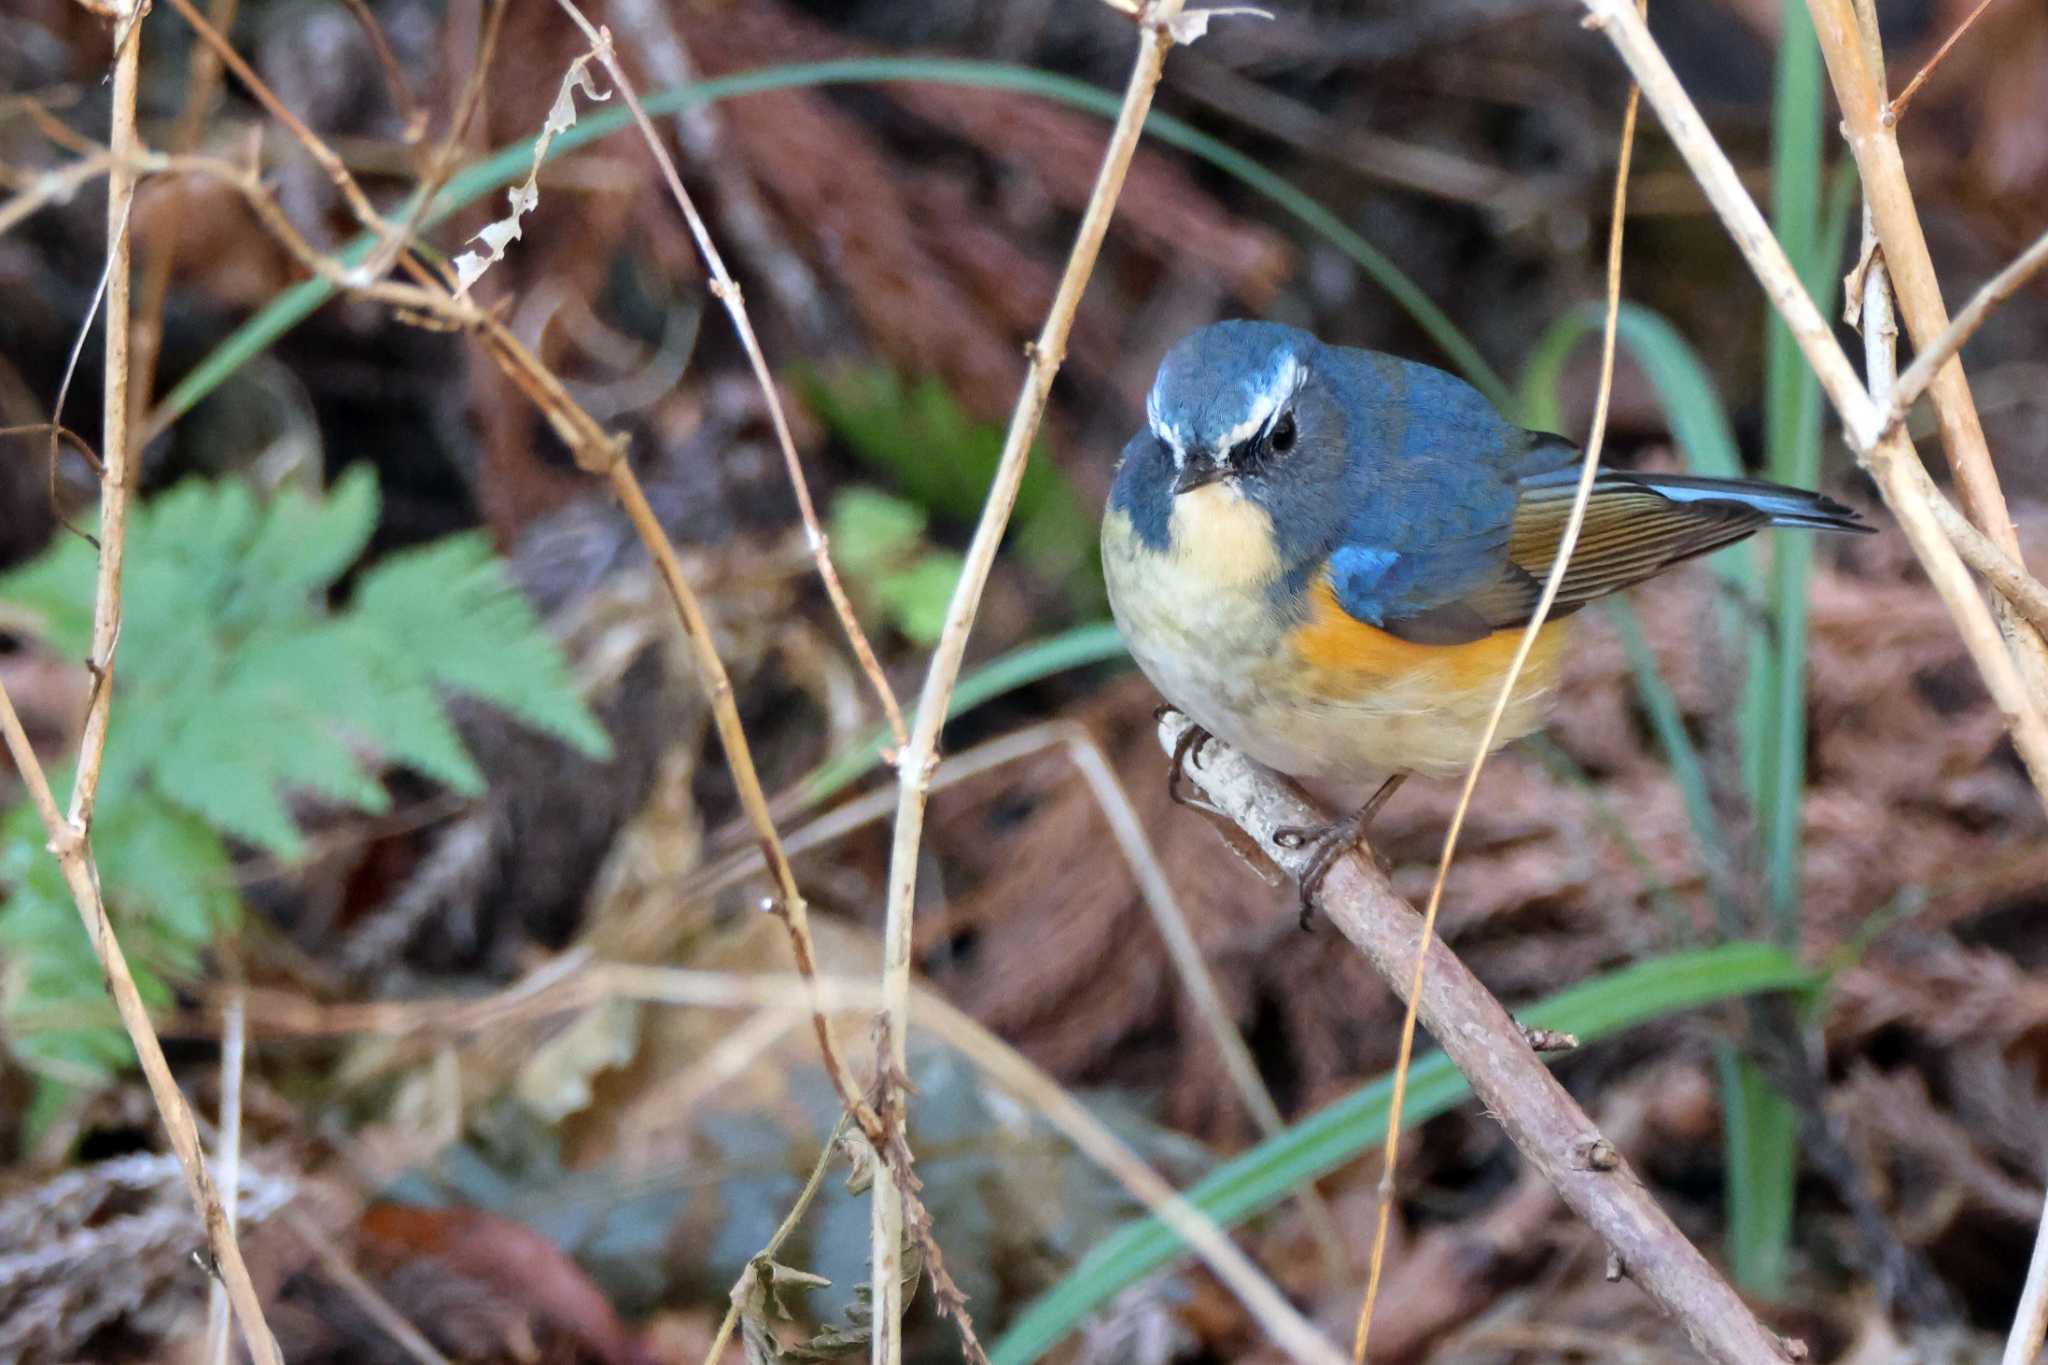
[1887, 0, 1996, 119]
[1060, 726, 1350, 1276]
[1353, 21, 1643, 1362]
[1803, 0, 2048, 699]
[1888, 224, 2048, 432]
[0, 151, 114, 239]
[1157, 713, 1790, 1365]
[282, 1205, 454, 1365]
[868, 5, 1190, 1358]
[203, 989, 246, 1365]
[604, 461, 884, 1142]
[548, 0, 907, 755]
[161, 0, 402, 253]
[4, 12, 281, 1358]
[220, 960, 1348, 1365]
[127, 0, 240, 437]
[699, 1113, 853, 1365]
[0, 692, 283, 1365]
[2003, 1183, 2048, 1365]
[337, 0, 427, 143]
[1581, 0, 2048, 810]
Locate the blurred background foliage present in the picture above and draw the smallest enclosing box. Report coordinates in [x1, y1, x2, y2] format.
[4, 0, 2048, 1360]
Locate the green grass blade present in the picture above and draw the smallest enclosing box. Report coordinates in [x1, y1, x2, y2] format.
[1723, 0, 1843, 1297]
[1717, 1046, 1800, 1293]
[796, 620, 1128, 807]
[990, 942, 1814, 1364]
[1604, 600, 1743, 939]
[1519, 304, 1755, 934]
[161, 58, 1510, 425]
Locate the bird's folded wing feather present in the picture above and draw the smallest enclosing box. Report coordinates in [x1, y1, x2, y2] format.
[1346, 471, 1769, 645]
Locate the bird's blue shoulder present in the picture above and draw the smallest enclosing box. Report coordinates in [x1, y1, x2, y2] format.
[1313, 348, 1549, 631]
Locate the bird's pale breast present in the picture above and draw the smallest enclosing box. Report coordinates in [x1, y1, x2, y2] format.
[1103, 495, 1569, 782]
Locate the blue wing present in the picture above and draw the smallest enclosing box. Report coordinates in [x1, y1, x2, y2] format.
[1317, 349, 1563, 643]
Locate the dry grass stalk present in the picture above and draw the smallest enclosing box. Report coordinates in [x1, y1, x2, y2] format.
[210, 956, 1349, 1362]
[866, 3, 1201, 1357]
[1578, 0, 2048, 809]
[1155, 711, 1793, 1364]
[1887, 224, 2048, 431]
[548, 0, 908, 756]
[0, 6, 283, 1360]
[1353, 12, 1646, 1358]
[1803, 0, 2048, 697]
[1849, 111, 2048, 1365]
[155, 0, 895, 1152]
[202, 989, 246, 1365]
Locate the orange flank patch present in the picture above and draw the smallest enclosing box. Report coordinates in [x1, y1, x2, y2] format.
[1292, 577, 1570, 695]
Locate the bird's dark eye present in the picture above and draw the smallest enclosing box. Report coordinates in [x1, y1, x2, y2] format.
[1269, 411, 1297, 455]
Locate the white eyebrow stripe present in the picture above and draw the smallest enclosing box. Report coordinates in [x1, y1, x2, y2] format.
[1146, 385, 1188, 467]
[1214, 351, 1303, 454]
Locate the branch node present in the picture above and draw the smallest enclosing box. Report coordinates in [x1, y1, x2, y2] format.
[1520, 1024, 1580, 1053]
[1571, 1135, 1620, 1172]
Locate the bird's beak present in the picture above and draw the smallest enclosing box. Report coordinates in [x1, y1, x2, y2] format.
[1171, 461, 1225, 496]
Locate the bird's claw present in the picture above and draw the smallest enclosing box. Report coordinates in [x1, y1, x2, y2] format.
[1161, 709, 1218, 811]
[1274, 773, 1408, 931]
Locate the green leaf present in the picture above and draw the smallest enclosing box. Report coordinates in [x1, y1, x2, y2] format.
[828, 486, 930, 580]
[990, 943, 1815, 1364]
[876, 553, 964, 647]
[0, 467, 610, 1096]
[230, 462, 381, 623]
[353, 533, 613, 762]
[807, 368, 1101, 610]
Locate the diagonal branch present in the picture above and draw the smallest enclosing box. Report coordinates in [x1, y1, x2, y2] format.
[1156, 712, 1797, 1365]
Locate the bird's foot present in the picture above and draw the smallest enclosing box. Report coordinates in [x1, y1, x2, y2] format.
[1156, 705, 1220, 812]
[1273, 773, 1408, 930]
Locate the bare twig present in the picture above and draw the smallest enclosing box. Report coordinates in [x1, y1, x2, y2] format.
[0, 26, 280, 1350]
[1157, 713, 1792, 1365]
[161, 0, 401, 251]
[602, 461, 884, 1143]
[1058, 725, 1351, 1276]
[1916, 462, 2048, 639]
[282, 1206, 454, 1365]
[547, 1, 907, 755]
[1580, 0, 2048, 808]
[867, 4, 1199, 1357]
[203, 989, 246, 1365]
[1888, 224, 2048, 432]
[0, 151, 114, 238]
[0, 674, 283, 1365]
[224, 960, 1349, 1365]
[9, 14, 279, 1357]
[1354, 13, 1643, 1358]
[2003, 1184, 2048, 1365]
[337, 0, 428, 143]
[127, 0, 241, 436]
[1803, 0, 2048, 697]
[1886, 0, 1997, 120]
[699, 1112, 853, 1365]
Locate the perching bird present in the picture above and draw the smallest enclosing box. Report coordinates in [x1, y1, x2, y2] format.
[1102, 320, 1872, 923]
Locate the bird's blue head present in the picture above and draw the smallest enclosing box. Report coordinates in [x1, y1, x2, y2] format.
[1111, 320, 1358, 585]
